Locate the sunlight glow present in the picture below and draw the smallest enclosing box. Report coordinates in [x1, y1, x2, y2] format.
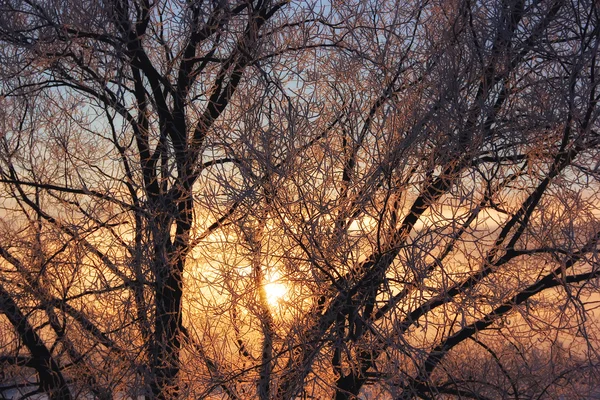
[264, 277, 287, 306]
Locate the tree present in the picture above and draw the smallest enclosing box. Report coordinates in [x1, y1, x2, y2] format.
[0, 0, 599, 399]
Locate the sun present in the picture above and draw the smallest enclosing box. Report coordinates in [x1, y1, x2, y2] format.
[264, 275, 288, 306]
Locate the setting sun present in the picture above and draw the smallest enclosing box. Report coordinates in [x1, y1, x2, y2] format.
[264, 277, 287, 306]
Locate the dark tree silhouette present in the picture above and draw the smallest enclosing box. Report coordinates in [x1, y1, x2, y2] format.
[0, 0, 599, 399]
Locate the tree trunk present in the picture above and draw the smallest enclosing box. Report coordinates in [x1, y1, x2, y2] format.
[150, 220, 184, 399]
[0, 283, 72, 400]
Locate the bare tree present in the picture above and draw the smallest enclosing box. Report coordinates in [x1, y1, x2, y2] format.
[0, 0, 599, 399]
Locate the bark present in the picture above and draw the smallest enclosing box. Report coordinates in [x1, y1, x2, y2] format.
[0, 283, 72, 400]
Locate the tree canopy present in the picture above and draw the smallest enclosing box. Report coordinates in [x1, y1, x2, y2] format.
[0, 0, 599, 399]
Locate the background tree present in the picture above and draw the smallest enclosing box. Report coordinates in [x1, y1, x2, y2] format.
[0, 0, 599, 399]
